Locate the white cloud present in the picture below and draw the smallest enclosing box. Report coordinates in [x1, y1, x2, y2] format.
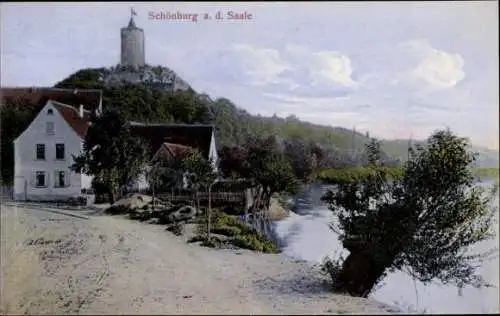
[283, 45, 357, 89]
[400, 39, 466, 90]
[310, 51, 357, 87]
[230, 44, 290, 85]
[214, 40, 489, 147]
[227, 43, 357, 92]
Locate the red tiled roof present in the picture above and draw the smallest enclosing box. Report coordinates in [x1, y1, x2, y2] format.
[0, 87, 101, 112]
[1, 87, 100, 138]
[129, 123, 214, 159]
[163, 142, 194, 159]
[51, 102, 91, 138]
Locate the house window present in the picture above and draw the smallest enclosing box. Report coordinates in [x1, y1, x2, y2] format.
[46, 122, 54, 135]
[47, 109, 54, 115]
[55, 143, 65, 160]
[35, 171, 46, 188]
[36, 144, 45, 160]
[54, 171, 66, 188]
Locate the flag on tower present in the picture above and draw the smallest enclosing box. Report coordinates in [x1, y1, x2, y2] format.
[131, 8, 137, 17]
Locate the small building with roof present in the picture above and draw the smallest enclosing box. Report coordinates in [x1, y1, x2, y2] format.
[127, 122, 219, 191]
[0, 87, 102, 201]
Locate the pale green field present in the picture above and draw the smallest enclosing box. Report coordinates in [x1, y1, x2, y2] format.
[472, 168, 499, 182]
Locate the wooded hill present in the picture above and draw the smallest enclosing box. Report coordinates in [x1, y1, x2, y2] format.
[56, 66, 498, 166]
[1, 65, 497, 184]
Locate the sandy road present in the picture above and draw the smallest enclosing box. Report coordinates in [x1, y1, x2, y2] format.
[1, 203, 399, 315]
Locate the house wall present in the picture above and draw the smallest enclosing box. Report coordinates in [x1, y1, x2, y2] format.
[13, 101, 87, 201]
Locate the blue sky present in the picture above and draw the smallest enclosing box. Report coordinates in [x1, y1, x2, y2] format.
[1, 2, 498, 149]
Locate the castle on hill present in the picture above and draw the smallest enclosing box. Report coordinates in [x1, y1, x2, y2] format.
[121, 9, 146, 69]
[104, 9, 190, 92]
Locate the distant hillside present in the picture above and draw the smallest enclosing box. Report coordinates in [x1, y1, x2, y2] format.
[379, 139, 498, 168]
[54, 66, 498, 167]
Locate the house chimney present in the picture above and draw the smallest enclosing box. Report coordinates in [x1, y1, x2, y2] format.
[79, 104, 84, 118]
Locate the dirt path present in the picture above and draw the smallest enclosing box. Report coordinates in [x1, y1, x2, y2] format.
[1, 204, 400, 314]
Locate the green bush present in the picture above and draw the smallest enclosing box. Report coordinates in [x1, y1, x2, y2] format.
[193, 210, 280, 253]
[315, 167, 404, 183]
[231, 234, 279, 253]
[201, 236, 222, 248]
[212, 225, 241, 237]
[187, 235, 222, 248]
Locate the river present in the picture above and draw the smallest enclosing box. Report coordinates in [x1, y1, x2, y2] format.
[273, 181, 500, 314]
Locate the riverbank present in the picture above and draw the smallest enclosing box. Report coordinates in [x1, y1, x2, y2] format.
[275, 180, 500, 314]
[1, 203, 401, 314]
[315, 167, 499, 183]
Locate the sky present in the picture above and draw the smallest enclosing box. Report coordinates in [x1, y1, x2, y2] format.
[1, 2, 499, 149]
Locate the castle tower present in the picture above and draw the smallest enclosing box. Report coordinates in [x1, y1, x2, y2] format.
[121, 8, 145, 69]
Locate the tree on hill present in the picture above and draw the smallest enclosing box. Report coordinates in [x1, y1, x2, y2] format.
[1, 66, 464, 181]
[54, 68, 108, 90]
[71, 108, 149, 203]
[55, 67, 213, 125]
[53, 67, 415, 157]
[321, 129, 498, 298]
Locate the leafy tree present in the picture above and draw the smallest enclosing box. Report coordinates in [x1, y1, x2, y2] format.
[0, 97, 38, 184]
[218, 145, 251, 179]
[146, 161, 164, 211]
[220, 136, 298, 213]
[71, 108, 149, 203]
[181, 150, 217, 236]
[283, 139, 321, 181]
[321, 129, 498, 298]
[244, 137, 298, 212]
[146, 154, 184, 208]
[250, 150, 298, 212]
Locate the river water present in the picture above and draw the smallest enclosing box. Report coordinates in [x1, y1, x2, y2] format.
[273, 181, 500, 314]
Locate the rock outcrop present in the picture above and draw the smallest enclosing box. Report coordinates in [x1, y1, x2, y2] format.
[103, 64, 191, 92]
[105, 194, 198, 224]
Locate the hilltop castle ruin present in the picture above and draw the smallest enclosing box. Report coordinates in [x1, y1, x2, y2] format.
[121, 9, 145, 69]
[102, 9, 190, 92]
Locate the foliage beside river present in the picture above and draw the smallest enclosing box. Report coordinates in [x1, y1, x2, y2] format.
[314, 167, 404, 183]
[473, 168, 499, 182]
[315, 167, 499, 183]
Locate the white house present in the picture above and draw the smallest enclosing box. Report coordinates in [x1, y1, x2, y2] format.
[127, 122, 219, 191]
[10, 89, 102, 201]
